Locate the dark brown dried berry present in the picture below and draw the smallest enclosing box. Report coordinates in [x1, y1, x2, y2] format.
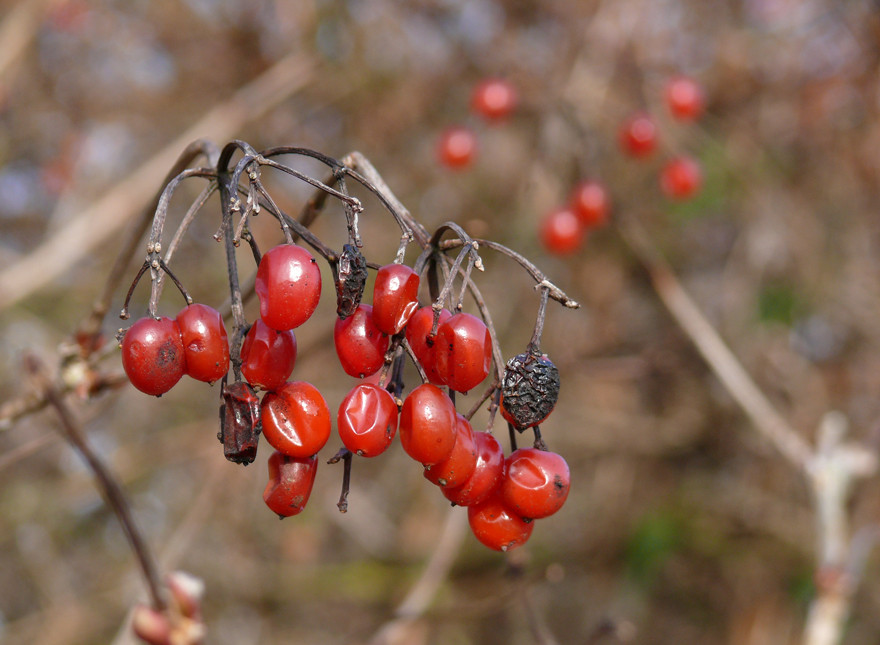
[219, 380, 261, 464]
[336, 244, 368, 319]
[500, 351, 559, 430]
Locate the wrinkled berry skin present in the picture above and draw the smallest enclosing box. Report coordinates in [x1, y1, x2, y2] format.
[500, 351, 560, 430]
[336, 244, 368, 319]
[218, 380, 262, 465]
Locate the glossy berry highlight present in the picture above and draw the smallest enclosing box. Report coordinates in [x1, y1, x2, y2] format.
[501, 448, 570, 519]
[334, 304, 389, 378]
[399, 383, 457, 466]
[435, 312, 492, 393]
[263, 451, 319, 518]
[470, 78, 517, 122]
[437, 126, 477, 170]
[240, 319, 297, 392]
[261, 381, 331, 458]
[176, 303, 229, 383]
[540, 207, 584, 256]
[569, 180, 610, 228]
[372, 263, 420, 335]
[255, 243, 322, 331]
[337, 383, 399, 457]
[467, 493, 534, 552]
[121, 316, 185, 396]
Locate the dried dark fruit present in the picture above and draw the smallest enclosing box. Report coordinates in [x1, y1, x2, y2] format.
[335, 243, 368, 318]
[219, 380, 262, 464]
[500, 351, 559, 430]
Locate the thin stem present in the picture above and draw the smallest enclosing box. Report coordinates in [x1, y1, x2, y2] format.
[528, 287, 550, 353]
[401, 337, 429, 384]
[23, 354, 166, 611]
[328, 448, 353, 513]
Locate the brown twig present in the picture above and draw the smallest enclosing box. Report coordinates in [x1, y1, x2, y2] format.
[22, 354, 166, 612]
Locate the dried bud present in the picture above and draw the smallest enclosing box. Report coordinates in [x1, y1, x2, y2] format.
[500, 351, 559, 430]
[132, 604, 172, 645]
[219, 381, 261, 464]
[336, 243, 368, 318]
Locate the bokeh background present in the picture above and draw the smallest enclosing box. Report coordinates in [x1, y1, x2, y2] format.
[3, 0, 880, 643]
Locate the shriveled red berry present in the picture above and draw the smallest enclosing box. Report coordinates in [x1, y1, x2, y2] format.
[121, 316, 185, 396]
[467, 492, 533, 552]
[665, 76, 704, 121]
[240, 319, 297, 392]
[619, 112, 658, 158]
[569, 180, 610, 228]
[334, 304, 389, 378]
[255, 243, 322, 331]
[501, 448, 570, 519]
[471, 78, 518, 122]
[437, 126, 477, 170]
[263, 451, 318, 518]
[337, 383, 398, 457]
[218, 380, 261, 465]
[261, 381, 331, 458]
[176, 303, 229, 383]
[399, 383, 457, 465]
[405, 306, 451, 385]
[442, 431, 504, 506]
[500, 351, 559, 429]
[540, 207, 584, 256]
[424, 414, 477, 488]
[372, 264, 420, 335]
[660, 156, 702, 200]
[435, 312, 492, 393]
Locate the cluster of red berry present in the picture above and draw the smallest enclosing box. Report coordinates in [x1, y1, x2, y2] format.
[119, 141, 576, 553]
[436, 78, 518, 170]
[621, 76, 706, 200]
[540, 76, 707, 256]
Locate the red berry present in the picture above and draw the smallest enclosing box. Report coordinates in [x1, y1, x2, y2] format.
[399, 383, 457, 465]
[372, 264, 420, 335]
[470, 78, 518, 122]
[255, 244, 322, 331]
[500, 448, 570, 519]
[240, 319, 297, 392]
[435, 312, 492, 393]
[665, 76, 704, 121]
[176, 303, 229, 383]
[569, 180, 610, 228]
[619, 113, 658, 158]
[405, 306, 452, 385]
[437, 126, 477, 170]
[540, 207, 584, 256]
[334, 304, 389, 378]
[263, 451, 318, 517]
[424, 414, 477, 488]
[467, 492, 533, 552]
[660, 156, 702, 200]
[442, 431, 505, 506]
[261, 381, 331, 458]
[337, 383, 399, 457]
[121, 316, 185, 396]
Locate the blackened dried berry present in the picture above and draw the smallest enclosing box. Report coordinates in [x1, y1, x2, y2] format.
[336, 244, 368, 319]
[219, 380, 261, 465]
[501, 351, 559, 430]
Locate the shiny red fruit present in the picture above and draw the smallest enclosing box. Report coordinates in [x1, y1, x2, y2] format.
[262, 451, 318, 517]
[540, 207, 584, 256]
[437, 126, 477, 170]
[660, 156, 702, 200]
[337, 383, 399, 457]
[405, 306, 452, 385]
[501, 448, 570, 519]
[261, 381, 331, 458]
[665, 76, 704, 121]
[176, 303, 229, 383]
[240, 319, 297, 392]
[467, 492, 533, 552]
[442, 431, 505, 506]
[121, 316, 185, 396]
[372, 264, 420, 335]
[471, 78, 518, 122]
[399, 383, 457, 465]
[334, 304, 389, 378]
[424, 414, 477, 488]
[619, 112, 658, 158]
[255, 244, 322, 331]
[435, 312, 492, 393]
[569, 180, 610, 228]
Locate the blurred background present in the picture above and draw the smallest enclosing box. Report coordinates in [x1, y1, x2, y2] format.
[3, 0, 880, 643]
